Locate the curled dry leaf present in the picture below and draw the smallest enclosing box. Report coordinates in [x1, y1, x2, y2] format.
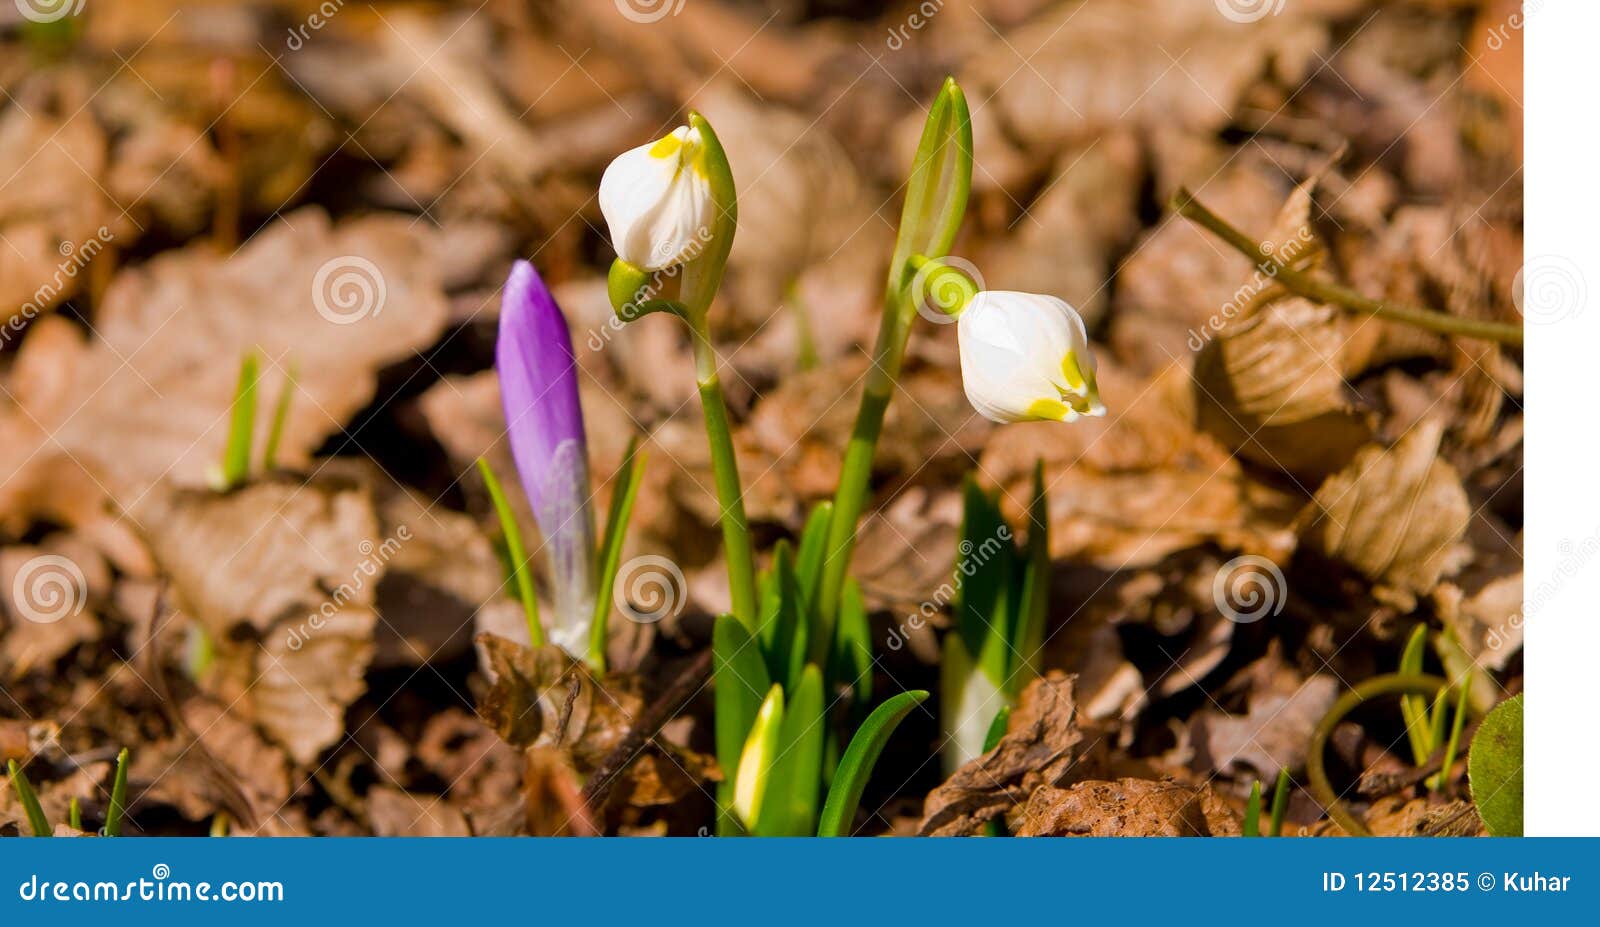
[1185, 654, 1338, 782]
[1296, 419, 1472, 609]
[476, 633, 639, 772]
[368, 786, 471, 837]
[1014, 778, 1241, 837]
[920, 673, 1094, 836]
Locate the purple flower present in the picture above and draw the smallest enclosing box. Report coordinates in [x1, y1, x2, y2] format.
[497, 260, 595, 655]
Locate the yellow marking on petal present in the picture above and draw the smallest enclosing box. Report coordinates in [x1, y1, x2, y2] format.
[649, 134, 685, 160]
[1060, 351, 1087, 391]
[1026, 398, 1073, 422]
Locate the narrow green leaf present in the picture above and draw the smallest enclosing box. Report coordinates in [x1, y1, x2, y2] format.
[104, 747, 129, 836]
[1430, 682, 1471, 794]
[1468, 694, 1523, 836]
[981, 704, 1012, 753]
[831, 577, 873, 705]
[210, 812, 231, 838]
[1398, 624, 1431, 763]
[1010, 461, 1049, 688]
[476, 457, 543, 647]
[714, 614, 771, 834]
[759, 543, 805, 692]
[755, 664, 826, 836]
[261, 361, 296, 472]
[956, 475, 1014, 673]
[219, 351, 258, 489]
[818, 690, 929, 836]
[67, 797, 82, 832]
[1243, 781, 1262, 837]
[6, 760, 51, 837]
[1268, 768, 1290, 837]
[590, 439, 646, 671]
[794, 502, 833, 617]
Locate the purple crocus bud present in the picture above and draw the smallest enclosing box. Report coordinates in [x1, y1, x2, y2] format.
[497, 260, 596, 656]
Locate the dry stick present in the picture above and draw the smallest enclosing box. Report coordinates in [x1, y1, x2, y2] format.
[1170, 187, 1524, 348]
[1306, 672, 1447, 837]
[580, 647, 714, 814]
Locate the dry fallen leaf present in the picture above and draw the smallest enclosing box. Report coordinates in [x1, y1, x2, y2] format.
[1297, 419, 1472, 609]
[1014, 777, 1241, 837]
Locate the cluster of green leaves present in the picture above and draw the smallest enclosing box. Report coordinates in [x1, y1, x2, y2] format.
[6, 748, 129, 837]
[940, 464, 1049, 771]
[215, 350, 296, 491]
[714, 502, 928, 836]
[476, 437, 645, 672]
[1397, 625, 1473, 793]
[1242, 769, 1292, 837]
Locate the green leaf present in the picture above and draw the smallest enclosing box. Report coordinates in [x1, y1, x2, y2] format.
[1398, 624, 1431, 763]
[1430, 682, 1471, 794]
[1010, 461, 1050, 689]
[1243, 781, 1262, 837]
[219, 351, 258, 489]
[1468, 693, 1523, 836]
[887, 77, 972, 293]
[981, 704, 1012, 753]
[956, 475, 1014, 682]
[831, 577, 873, 705]
[590, 439, 646, 671]
[755, 664, 826, 836]
[67, 797, 81, 832]
[6, 760, 51, 837]
[261, 360, 296, 472]
[759, 543, 807, 692]
[817, 690, 929, 836]
[1268, 768, 1290, 837]
[714, 614, 771, 834]
[104, 747, 129, 837]
[794, 501, 833, 617]
[476, 457, 543, 648]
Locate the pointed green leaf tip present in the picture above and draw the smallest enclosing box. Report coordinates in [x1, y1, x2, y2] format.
[818, 689, 929, 836]
[7, 759, 51, 836]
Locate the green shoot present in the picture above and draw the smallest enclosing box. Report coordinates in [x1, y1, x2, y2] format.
[732, 684, 785, 828]
[210, 812, 231, 837]
[1243, 781, 1262, 837]
[68, 797, 82, 832]
[476, 457, 543, 648]
[590, 438, 646, 671]
[831, 578, 873, 706]
[817, 689, 929, 836]
[6, 759, 51, 837]
[1430, 683, 1472, 794]
[1398, 624, 1431, 765]
[755, 665, 826, 836]
[104, 747, 129, 837]
[261, 361, 297, 471]
[219, 351, 259, 490]
[713, 614, 771, 834]
[1268, 768, 1291, 837]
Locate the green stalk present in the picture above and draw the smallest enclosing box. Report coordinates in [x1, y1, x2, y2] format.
[7, 760, 50, 836]
[679, 113, 757, 629]
[1268, 768, 1291, 837]
[1243, 781, 1262, 837]
[104, 747, 129, 836]
[1429, 683, 1472, 794]
[220, 351, 258, 489]
[1307, 673, 1446, 837]
[816, 78, 972, 638]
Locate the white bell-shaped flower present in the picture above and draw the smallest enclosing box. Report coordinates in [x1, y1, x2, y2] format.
[956, 291, 1106, 424]
[599, 125, 716, 272]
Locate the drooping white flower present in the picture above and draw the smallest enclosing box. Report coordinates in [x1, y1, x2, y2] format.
[955, 291, 1106, 424]
[599, 125, 716, 272]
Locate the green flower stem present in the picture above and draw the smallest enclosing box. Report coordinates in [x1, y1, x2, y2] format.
[816, 79, 971, 635]
[690, 316, 758, 629]
[1171, 187, 1524, 347]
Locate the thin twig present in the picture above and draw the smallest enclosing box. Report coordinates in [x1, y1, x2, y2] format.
[1171, 187, 1524, 348]
[579, 648, 714, 815]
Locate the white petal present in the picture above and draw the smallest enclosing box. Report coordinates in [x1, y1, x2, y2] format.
[956, 290, 1104, 423]
[599, 127, 715, 271]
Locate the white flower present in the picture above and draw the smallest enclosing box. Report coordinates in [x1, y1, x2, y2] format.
[599, 126, 716, 272]
[956, 291, 1106, 424]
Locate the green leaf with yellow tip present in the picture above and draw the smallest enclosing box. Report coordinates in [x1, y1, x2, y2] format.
[733, 683, 785, 829]
[755, 664, 826, 836]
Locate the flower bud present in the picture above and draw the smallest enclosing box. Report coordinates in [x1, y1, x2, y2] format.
[599, 126, 716, 272]
[732, 683, 785, 828]
[955, 291, 1106, 424]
